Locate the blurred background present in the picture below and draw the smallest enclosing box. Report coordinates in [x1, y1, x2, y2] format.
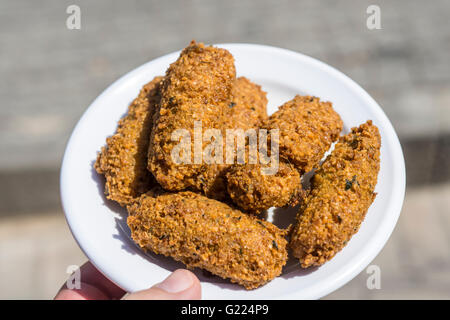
[1, 0, 449, 299]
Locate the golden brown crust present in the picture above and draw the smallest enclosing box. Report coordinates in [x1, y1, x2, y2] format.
[127, 190, 288, 289]
[290, 121, 381, 268]
[225, 95, 340, 212]
[227, 77, 268, 129]
[96, 41, 382, 284]
[194, 77, 268, 199]
[226, 162, 302, 213]
[94, 76, 163, 206]
[148, 41, 236, 191]
[263, 95, 343, 173]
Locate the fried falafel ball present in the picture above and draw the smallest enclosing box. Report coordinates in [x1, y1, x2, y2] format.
[226, 95, 342, 213]
[127, 189, 288, 289]
[290, 121, 381, 268]
[226, 162, 302, 213]
[227, 77, 268, 129]
[148, 41, 236, 191]
[95, 76, 163, 206]
[194, 77, 268, 200]
[263, 95, 343, 173]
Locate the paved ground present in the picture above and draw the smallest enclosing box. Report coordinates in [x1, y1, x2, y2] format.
[0, 0, 449, 299]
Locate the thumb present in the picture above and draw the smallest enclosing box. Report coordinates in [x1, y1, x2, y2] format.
[125, 269, 202, 300]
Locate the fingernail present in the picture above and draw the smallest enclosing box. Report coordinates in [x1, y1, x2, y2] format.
[156, 269, 194, 293]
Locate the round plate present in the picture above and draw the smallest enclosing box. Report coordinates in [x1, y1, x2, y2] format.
[60, 43, 405, 299]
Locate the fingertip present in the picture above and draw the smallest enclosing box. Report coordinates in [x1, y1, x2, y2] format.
[126, 269, 202, 300]
[156, 269, 195, 293]
[179, 269, 202, 300]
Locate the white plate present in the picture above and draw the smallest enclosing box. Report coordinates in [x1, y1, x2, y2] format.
[60, 43, 405, 299]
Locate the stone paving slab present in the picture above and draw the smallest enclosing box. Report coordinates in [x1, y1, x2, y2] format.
[1, 183, 449, 299]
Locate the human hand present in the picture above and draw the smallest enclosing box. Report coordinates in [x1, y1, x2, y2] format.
[54, 262, 201, 300]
